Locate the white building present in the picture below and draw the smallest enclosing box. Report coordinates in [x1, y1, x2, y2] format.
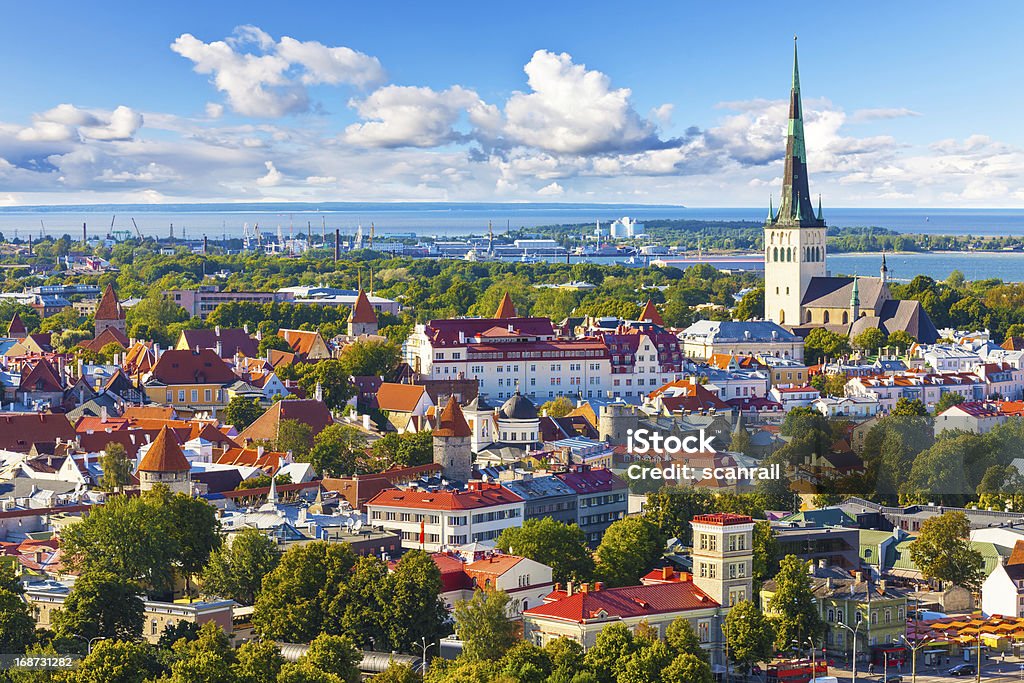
[679, 321, 804, 362]
[768, 384, 820, 412]
[366, 482, 524, 552]
[608, 217, 645, 239]
[812, 395, 880, 420]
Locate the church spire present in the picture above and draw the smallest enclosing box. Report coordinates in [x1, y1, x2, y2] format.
[773, 37, 824, 228]
[880, 250, 889, 283]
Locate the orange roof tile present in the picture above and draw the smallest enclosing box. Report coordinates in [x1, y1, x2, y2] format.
[7, 313, 26, 337]
[434, 396, 471, 437]
[376, 383, 428, 413]
[639, 299, 664, 326]
[494, 292, 517, 319]
[137, 426, 191, 473]
[95, 284, 125, 321]
[349, 289, 378, 324]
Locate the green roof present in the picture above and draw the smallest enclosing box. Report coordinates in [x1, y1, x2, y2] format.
[779, 508, 857, 527]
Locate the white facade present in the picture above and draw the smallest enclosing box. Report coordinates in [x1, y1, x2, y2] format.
[764, 224, 827, 327]
[981, 563, 1023, 618]
[769, 385, 820, 411]
[812, 396, 881, 420]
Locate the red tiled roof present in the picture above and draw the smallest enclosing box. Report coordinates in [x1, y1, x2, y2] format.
[366, 483, 522, 510]
[555, 467, 626, 493]
[1008, 540, 1024, 567]
[349, 289, 378, 324]
[465, 554, 524, 577]
[136, 426, 191, 473]
[77, 327, 129, 354]
[279, 329, 323, 356]
[376, 383, 428, 413]
[179, 328, 258, 359]
[494, 292, 517, 319]
[423, 317, 555, 347]
[237, 399, 333, 443]
[95, 284, 125, 321]
[148, 348, 238, 385]
[692, 513, 753, 526]
[7, 314, 27, 337]
[434, 396, 471, 437]
[639, 300, 664, 326]
[19, 358, 64, 393]
[525, 581, 718, 622]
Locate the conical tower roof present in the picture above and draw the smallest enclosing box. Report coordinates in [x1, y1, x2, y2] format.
[494, 292, 517, 319]
[6, 313, 26, 337]
[95, 283, 126, 321]
[348, 289, 378, 324]
[434, 396, 472, 437]
[137, 426, 191, 473]
[639, 300, 664, 326]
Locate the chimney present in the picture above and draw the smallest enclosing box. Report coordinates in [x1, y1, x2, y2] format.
[566, 581, 574, 597]
[580, 583, 589, 593]
[362, 414, 371, 430]
[554, 582, 562, 593]
[334, 229, 340, 261]
[594, 582, 604, 592]
[215, 325, 221, 336]
[216, 341, 223, 358]
[662, 566, 673, 581]
[244, 323, 249, 334]
[101, 406, 108, 423]
[257, 445, 265, 457]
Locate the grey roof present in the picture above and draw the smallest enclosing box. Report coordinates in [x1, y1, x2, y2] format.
[499, 392, 537, 420]
[680, 320, 799, 343]
[466, 394, 494, 411]
[802, 276, 887, 309]
[501, 475, 576, 500]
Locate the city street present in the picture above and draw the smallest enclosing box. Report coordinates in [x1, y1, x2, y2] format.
[815, 656, 1024, 682]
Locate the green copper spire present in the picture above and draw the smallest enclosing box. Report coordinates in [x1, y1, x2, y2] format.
[770, 37, 824, 229]
[850, 274, 860, 307]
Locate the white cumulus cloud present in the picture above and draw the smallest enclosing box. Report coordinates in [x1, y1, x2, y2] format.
[172, 26, 385, 117]
[344, 85, 490, 148]
[256, 160, 283, 186]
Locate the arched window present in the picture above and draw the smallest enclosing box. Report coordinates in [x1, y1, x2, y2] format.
[842, 312, 849, 324]
[786, 247, 791, 262]
[806, 310, 812, 323]
[773, 247, 778, 262]
[779, 310, 786, 324]
[823, 311, 830, 323]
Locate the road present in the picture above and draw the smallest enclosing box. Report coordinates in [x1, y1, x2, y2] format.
[819, 658, 1024, 682]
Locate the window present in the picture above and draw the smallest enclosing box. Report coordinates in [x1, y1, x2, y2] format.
[178, 390, 185, 402]
[697, 622, 710, 643]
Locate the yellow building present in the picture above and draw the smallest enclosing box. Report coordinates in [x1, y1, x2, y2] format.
[142, 348, 238, 416]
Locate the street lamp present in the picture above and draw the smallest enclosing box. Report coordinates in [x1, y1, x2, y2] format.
[837, 620, 865, 683]
[413, 636, 435, 673]
[899, 633, 934, 683]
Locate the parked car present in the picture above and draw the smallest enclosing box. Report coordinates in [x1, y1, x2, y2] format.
[947, 663, 976, 676]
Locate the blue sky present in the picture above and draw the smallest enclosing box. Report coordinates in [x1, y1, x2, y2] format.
[1, 1, 1022, 206]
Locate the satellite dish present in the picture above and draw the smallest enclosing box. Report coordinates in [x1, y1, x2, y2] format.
[353, 518, 363, 532]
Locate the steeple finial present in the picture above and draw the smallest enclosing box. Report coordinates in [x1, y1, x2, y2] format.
[817, 194, 823, 221]
[793, 35, 800, 91]
[768, 195, 774, 222]
[881, 250, 889, 283]
[851, 274, 860, 307]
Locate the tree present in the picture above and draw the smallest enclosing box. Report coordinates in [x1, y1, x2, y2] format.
[156, 488, 222, 594]
[370, 664, 422, 683]
[543, 637, 583, 680]
[201, 527, 282, 605]
[496, 518, 595, 584]
[724, 600, 774, 674]
[379, 550, 448, 654]
[935, 391, 966, 414]
[253, 541, 358, 642]
[595, 517, 664, 587]
[539, 396, 574, 418]
[233, 639, 285, 683]
[303, 424, 367, 477]
[300, 633, 362, 683]
[619, 640, 674, 683]
[126, 293, 189, 346]
[803, 328, 851, 365]
[99, 442, 133, 491]
[277, 419, 314, 458]
[766, 555, 825, 650]
[665, 616, 706, 661]
[258, 334, 292, 356]
[752, 520, 780, 588]
[887, 330, 916, 351]
[70, 639, 161, 683]
[852, 327, 885, 353]
[891, 397, 928, 417]
[453, 590, 517, 662]
[642, 487, 714, 546]
[0, 565, 34, 654]
[728, 427, 751, 455]
[237, 473, 292, 490]
[733, 287, 764, 321]
[53, 571, 144, 641]
[337, 338, 402, 378]
[582, 623, 637, 683]
[908, 511, 985, 590]
[296, 360, 356, 411]
[157, 620, 201, 648]
[661, 653, 713, 683]
[224, 395, 264, 430]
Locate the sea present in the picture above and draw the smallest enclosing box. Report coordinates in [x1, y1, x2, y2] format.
[2, 202, 1024, 281]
